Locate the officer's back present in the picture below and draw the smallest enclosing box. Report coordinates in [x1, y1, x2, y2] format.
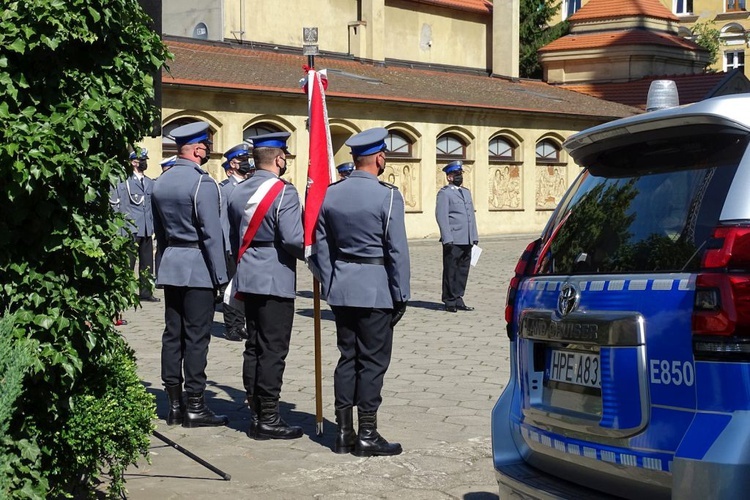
[318, 170, 408, 308]
[153, 157, 223, 287]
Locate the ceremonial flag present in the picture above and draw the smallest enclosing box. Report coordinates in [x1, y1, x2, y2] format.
[303, 68, 335, 258]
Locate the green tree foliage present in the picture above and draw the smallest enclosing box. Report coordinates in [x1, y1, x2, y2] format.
[0, 314, 46, 498]
[520, 0, 569, 79]
[0, 0, 169, 496]
[692, 21, 722, 70]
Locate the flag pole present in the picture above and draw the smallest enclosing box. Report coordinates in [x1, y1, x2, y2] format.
[313, 277, 323, 435]
[302, 28, 328, 435]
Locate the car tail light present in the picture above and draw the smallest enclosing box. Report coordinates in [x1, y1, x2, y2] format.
[505, 239, 540, 340]
[693, 226, 750, 359]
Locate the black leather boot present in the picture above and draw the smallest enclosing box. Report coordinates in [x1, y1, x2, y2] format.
[246, 395, 260, 438]
[165, 384, 184, 426]
[354, 411, 402, 457]
[252, 396, 303, 440]
[182, 392, 229, 428]
[334, 408, 356, 454]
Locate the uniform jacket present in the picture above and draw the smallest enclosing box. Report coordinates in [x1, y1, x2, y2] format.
[219, 176, 241, 256]
[227, 169, 304, 299]
[435, 184, 479, 246]
[113, 173, 155, 237]
[314, 170, 411, 308]
[151, 158, 228, 288]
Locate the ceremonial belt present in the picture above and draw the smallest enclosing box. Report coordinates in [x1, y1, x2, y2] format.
[249, 241, 275, 248]
[337, 253, 385, 265]
[168, 240, 200, 248]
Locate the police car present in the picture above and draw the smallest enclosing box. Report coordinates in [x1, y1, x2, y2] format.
[492, 93, 750, 499]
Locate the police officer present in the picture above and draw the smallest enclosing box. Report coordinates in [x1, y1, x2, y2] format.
[436, 160, 479, 312]
[151, 121, 229, 428]
[227, 132, 305, 440]
[218, 143, 254, 342]
[313, 127, 410, 456]
[113, 148, 159, 302]
[154, 155, 178, 278]
[160, 155, 177, 172]
[336, 161, 354, 179]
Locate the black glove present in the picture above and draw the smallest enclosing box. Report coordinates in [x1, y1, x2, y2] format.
[391, 301, 408, 328]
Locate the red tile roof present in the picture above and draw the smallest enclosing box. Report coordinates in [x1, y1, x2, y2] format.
[539, 29, 703, 52]
[570, 0, 679, 22]
[162, 38, 638, 120]
[560, 72, 737, 109]
[407, 0, 492, 15]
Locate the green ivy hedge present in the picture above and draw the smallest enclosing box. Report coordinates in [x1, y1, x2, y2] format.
[0, 1, 169, 497]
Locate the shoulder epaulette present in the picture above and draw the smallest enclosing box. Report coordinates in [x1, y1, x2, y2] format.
[219, 178, 230, 187]
[379, 181, 398, 190]
[329, 178, 346, 187]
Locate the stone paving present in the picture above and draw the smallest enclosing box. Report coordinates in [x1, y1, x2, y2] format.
[117, 234, 536, 499]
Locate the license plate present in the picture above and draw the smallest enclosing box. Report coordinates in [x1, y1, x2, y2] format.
[548, 349, 600, 388]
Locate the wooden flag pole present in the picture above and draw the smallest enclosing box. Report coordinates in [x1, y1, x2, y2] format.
[313, 276, 324, 435]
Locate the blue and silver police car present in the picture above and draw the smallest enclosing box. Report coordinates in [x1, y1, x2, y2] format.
[492, 93, 750, 499]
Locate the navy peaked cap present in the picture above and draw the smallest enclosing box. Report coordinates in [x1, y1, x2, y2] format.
[346, 127, 388, 157]
[170, 121, 211, 146]
[248, 132, 291, 153]
[160, 155, 177, 168]
[443, 161, 463, 174]
[224, 143, 252, 161]
[129, 148, 149, 160]
[337, 162, 355, 173]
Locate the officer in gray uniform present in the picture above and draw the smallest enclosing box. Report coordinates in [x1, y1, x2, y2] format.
[113, 148, 159, 301]
[154, 155, 178, 277]
[218, 143, 254, 342]
[313, 127, 410, 456]
[435, 160, 479, 312]
[336, 161, 354, 179]
[151, 121, 229, 428]
[227, 131, 305, 440]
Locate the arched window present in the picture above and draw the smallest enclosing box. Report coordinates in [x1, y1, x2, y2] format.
[536, 139, 561, 164]
[243, 123, 282, 143]
[489, 136, 516, 161]
[436, 133, 465, 160]
[385, 130, 412, 157]
[163, 118, 215, 154]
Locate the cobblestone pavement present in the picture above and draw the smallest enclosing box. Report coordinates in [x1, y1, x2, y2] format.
[117, 234, 536, 499]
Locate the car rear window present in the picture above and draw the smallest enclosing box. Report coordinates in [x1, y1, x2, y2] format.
[535, 132, 749, 275]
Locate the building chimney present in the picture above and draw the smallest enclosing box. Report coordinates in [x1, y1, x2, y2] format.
[492, 0, 519, 78]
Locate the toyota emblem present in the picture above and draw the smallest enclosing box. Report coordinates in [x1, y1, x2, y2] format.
[557, 283, 580, 317]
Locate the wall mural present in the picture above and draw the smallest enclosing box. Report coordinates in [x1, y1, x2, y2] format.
[489, 165, 522, 210]
[384, 162, 420, 212]
[536, 165, 567, 209]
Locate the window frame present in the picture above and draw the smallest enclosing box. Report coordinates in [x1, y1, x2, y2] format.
[436, 133, 466, 160]
[535, 138, 563, 165]
[385, 130, 413, 158]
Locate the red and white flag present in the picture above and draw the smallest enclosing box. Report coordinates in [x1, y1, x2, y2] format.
[303, 68, 335, 258]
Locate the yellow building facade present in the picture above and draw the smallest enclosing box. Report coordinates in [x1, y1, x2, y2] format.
[145, 0, 635, 239]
